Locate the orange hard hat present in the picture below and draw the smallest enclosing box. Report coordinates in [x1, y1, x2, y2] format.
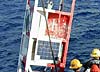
[90, 64, 100, 72]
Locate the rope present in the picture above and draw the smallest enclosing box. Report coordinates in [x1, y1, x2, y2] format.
[40, 0, 58, 72]
[47, 0, 53, 9]
[59, 0, 64, 11]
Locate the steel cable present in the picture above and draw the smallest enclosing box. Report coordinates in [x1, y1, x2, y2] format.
[40, 0, 58, 72]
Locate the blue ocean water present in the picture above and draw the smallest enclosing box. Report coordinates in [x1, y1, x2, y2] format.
[0, 0, 100, 72]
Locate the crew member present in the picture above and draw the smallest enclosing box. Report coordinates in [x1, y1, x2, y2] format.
[83, 48, 100, 72]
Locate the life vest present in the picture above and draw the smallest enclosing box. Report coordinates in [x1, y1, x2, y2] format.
[90, 64, 100, 72]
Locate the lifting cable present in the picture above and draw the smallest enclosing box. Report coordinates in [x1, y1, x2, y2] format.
[40, 0, 57, 72]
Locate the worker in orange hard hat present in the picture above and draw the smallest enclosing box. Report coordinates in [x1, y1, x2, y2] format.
[83, 48, 100, 72]
[90, 64, 100, 72]
[69, 59, 83, 72]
